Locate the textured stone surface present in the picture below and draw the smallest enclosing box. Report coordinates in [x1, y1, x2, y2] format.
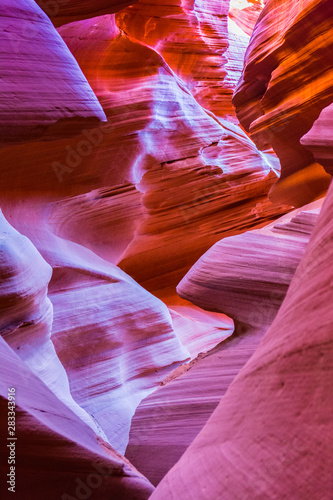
[116, 0, 250, 119]
[0, 0, 106, 144]
[1, 203, 190, 454]
[126, 202, 320, 485]
[301, 103, 333, 174]
[177, 203, 321, 331]
[0, 211, 106, 437]
[36, 0, 138, 27]
[2, 0, 332, 497]
[0, 14, 288, 297]
[0, 336, 154, 499]
[150, 184, 333, 499]
[232, 0, 333, 205]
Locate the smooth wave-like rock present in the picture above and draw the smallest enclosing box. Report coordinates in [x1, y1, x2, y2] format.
[301, 103, 333, 174]
[0, 15, 288, 299]
[126, 322, 264, 486]
[232, 0, 333, 206]
[0, 211, 106, 438]
[0, 336, 154, 499]
[116, 0, 250, 119]
[1, 203, 190, 454]
[126, 202, 320, 484]
[150, 187, 333, 500]
[117, 117, 286, 294]
[0, 0, 106, 144]
[36, 0, 138, 27]
[177, 203, 321, 333]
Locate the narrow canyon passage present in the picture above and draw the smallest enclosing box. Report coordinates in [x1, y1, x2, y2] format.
[0, 0, 332, 499]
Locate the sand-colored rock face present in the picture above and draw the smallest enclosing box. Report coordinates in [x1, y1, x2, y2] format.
[232, 0, 333, 205]
[0, 336, 154, 499]
[0, 0, 106, 144]
[229, 0, 263, 35]
[150, 182, 333, 499]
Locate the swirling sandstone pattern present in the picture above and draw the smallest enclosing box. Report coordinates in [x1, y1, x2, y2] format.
[0, 336, 154, 499]
[0, 0, 106, 144]
[177, 204, 320, 331]
[1, 0, 332, 497]
[125, 202, 320, 485]
[232, 0, 333, 205]
[150, 177, 333, 499]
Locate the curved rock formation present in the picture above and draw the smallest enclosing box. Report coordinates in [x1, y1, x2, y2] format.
[0, 0, 106, 144]
[126, 202, 320, 484]
[301, 103, 333, 174]
[150, 187, 333, 500]
[1, 202, 190, 453]
[116, 0, 250, 119]
[0, 336, 154, 499]
[36, 0, 138, 27]
[1, 14, 288, 297]
[0, 211, 105, 437]
[232, 0, 333, 206]
[177, 204, 320, 332]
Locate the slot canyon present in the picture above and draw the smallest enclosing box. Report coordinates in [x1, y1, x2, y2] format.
[0, 0, 332, 498]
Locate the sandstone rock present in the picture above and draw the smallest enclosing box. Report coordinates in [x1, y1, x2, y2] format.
[1, 204, 190, 453]
[1, 15, 288, 299]
[126, 202, 320, 485]
[116, 0, 249, 119]
[36, 0, 138, 27]
[232, 0, 333, 205]
[301, 103, 333, 174]
[0, 0, 106, 144]
[0, 211, 105, 438]
[0, 336, 154, 499]
[150, 186, 333, 500]
[177, 202, 321, 332]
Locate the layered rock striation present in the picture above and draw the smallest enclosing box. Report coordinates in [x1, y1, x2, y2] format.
[0, 0, 106, 144]
[232, 0, 333, 205]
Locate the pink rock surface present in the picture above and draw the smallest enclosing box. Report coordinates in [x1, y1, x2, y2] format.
[0, 336, 154, 499]
[301, 103, 333, 174]
[126, 202, 321, 485]
[177, 202, 321, 332]
[1, 202, 190, 453]
[150, 186, 333, 499]
[0, 0, 106, 144]
[0, 211, 107, 438]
